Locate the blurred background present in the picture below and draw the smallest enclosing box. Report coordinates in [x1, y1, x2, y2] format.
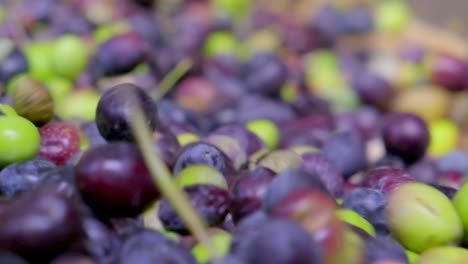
[408, 0, 468, 37]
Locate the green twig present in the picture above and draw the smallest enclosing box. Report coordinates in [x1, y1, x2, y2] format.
[130, 102, 220, 260]
[154, 58, 193, 101]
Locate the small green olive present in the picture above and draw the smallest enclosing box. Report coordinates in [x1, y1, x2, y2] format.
[176, 165, 228, 190]
[246, 119, 280, 150]
[23, 41, 55, 81]
[416, 246, 468, 264]
[337, 209, 376, 237]
[0, 104, 17, 116]
[203, 31, 239, 58]
[406, 250, 419, 264]
[56, 89, 101, 121]
[177, 133, 200, 146]
[453, 183, 468, 245]
[52, 35, 88, 80]
[0, 115, 41, 167]
[192, 230, 232, 264]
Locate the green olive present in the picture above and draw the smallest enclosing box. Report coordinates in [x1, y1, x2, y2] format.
[416, 246, 468, 264]
[337, 209, 376, 237]
[386, 183, 463, 253]
[0, 115, 41, 168]
[428, 119, 459, 158]
[0, 104, 17, 116]
[24, 41, 55, 81]
[376, 0, 412, 34]
[203, 31, 239, 58]
[406, 250, 419, 264]
[212, 0, 251, 20]
[176, 165, 228, 190]
[177, 133, 200, 146]
[44, 77, 73, 104]
[52, 35, 88, 80]
[246, 119, 280, 150]
[56, 89, 101, 121]
[192, 230, 232, 264]
[453, 183, 468, 245]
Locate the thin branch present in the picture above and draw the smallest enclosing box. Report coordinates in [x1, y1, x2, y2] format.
[129, 101, 220, 260]
[153, 58, 192, 101]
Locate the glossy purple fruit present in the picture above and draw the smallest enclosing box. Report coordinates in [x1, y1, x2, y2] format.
[339, 7, 374, 34]
[335, 106, 382, 141]
[96, 83, 160, 142]
[0, 199, 8, 220]
[373, 154, 406, 170]
[230, 167, 276, 222]
[158, 184, 231, 234]
[236, 95, 296, 123]
[280, 114, 335, 148]
[352, 70, 394, 110]
[0, 251, 28, 264]
[408, 159, 439, 184]
[170, 10, 210, 62]
[38, 165, 78, 199]
[157, 99, 199, 131]
[362, 166, 415, 193]
[128, 13, 164, 45]
[436, 149, 468, 174]
[365, 236, 409, 263]
[50, 5, 94, 36]
[173, 142, 235, 177]
[342, 187, 389, 236]
[302, 152, 344, 197]
[291, 96, 331, 117]
[312, 4, 343, 45]
[18, 0, 55, 26]
[209, 76, 247, 107]
[0, 184, 83, 262]
[174, 77, 230, 115]
[242, 52, 288, 97]
[203, 54, 242, 80]
[280, 19, 320, 54]
[81, 217, 121, 264]
[93, 32, 147, 77]
[262, 167, 329, 213]
[0, 157, 55, 198]
[438, 170, 465, 190]
[431, 53, 467, 92]
[233, 219, 323, 264]
[119, 229, 197, 264]
[0, 49, 29, 84]
[322, 130, 366, 179]
[382, 113, 429, 164]
[80, 121, 107, 147]
[75, 142, 159, 218]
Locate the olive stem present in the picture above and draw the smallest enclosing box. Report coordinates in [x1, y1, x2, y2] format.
[130, 103, 220, 259]
[154, 58, 193, 101]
